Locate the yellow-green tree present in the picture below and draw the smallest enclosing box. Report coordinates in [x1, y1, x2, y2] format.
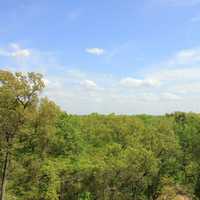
[0, 70, 44, 200]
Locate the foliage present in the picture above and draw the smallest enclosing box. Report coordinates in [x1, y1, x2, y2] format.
[1, 70, 200, 199]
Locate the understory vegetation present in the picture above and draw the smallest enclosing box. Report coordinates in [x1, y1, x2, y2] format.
[1, 70, 200, 200]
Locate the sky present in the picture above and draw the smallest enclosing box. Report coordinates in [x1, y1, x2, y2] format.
[1, 0, 200, 114]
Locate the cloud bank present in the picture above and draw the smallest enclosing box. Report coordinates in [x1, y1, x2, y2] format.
[1, 43, 200, 115]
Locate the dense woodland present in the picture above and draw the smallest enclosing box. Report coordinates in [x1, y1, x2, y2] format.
[1, 70, 200, 200]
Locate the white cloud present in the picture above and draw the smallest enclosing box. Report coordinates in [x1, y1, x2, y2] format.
[147, 48, 200, 83]
[11, 49, 31, 58]
[168, 48, 200, 65]
[9, 43, 20, 50]
[4, 44, 200, 115]
[0, 43, 31, 58]
[80, 79, 98, 90]
[10, 43, 31, 58]
[85, 48, 105, 56]
[151, 68, 200, 81]
[41, 47, 200, 114]
[171, 83, 200, 94]
[136, 92, 181, 101]
[139, 93, 160, 101]
[120, 77, 160, 88]
[161, 92, 182, 101]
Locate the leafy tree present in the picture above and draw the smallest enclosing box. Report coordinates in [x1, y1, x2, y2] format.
[0, 71, 44, 200]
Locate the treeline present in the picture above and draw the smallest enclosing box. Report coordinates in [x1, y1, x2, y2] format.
[0, 71, 200, 200]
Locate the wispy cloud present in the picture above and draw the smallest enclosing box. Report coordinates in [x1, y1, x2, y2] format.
[120, 77, 160, 88]
[167, 48, 200, 65]
[0, 43, 31, 58]
[191, 16, 200, 22]
[151, 67, 200, 81]
[85, 48, 105, 56]
[11, 49, 31, 57]
[80, 79, 98, 90]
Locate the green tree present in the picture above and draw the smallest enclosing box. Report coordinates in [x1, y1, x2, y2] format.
[0, 71, 44, 200]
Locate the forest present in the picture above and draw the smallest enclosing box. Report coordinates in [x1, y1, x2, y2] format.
[1, 70, 200, 200]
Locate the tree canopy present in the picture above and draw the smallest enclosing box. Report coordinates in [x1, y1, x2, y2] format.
[0, 70, 200, 200]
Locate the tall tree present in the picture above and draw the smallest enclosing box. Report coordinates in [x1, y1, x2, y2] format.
[0, 71, 44, 200]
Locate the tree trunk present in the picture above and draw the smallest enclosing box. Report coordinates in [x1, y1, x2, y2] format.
[0, 150, 9, 200]
[59, 179, 66, 200]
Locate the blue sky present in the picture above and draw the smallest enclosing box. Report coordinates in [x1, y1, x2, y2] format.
[1, 0, 200, 114]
